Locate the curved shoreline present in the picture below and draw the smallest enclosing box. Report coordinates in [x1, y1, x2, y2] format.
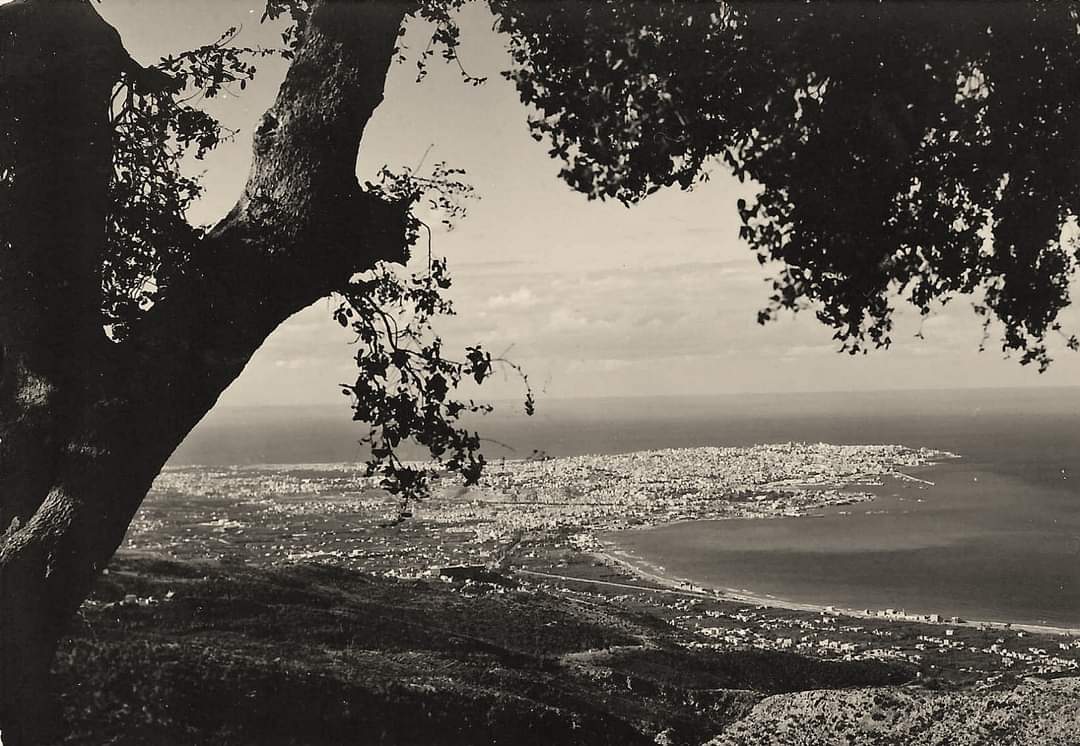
[594, 540, 1080, 638]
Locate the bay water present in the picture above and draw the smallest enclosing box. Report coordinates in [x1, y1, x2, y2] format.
[173, 387, 1080, 626]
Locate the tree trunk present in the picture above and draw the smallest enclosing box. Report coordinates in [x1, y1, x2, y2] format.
[1, 4, 127, 738]
[0, 2, 412, 743]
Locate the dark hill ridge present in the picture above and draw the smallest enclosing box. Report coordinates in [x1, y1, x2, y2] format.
[53, 555, 912, 745]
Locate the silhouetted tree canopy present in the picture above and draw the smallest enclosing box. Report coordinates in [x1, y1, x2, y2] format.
[493, 0, 1080, 369]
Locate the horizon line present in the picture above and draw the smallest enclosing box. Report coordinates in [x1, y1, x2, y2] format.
[215, 383, 1080, 409]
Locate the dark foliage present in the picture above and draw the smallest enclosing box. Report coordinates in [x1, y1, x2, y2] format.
[599, 647, 913, 696]
[104, 28, 275, 339]
[493, 1, 1080, 369]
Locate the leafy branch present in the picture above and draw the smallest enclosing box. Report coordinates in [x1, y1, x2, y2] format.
[105, 28, 278, 338]
[336, 164, 532, 499]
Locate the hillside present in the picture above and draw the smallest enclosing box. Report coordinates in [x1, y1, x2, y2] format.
[708, 677, 1080, 745]
[52, 554, 912, 745]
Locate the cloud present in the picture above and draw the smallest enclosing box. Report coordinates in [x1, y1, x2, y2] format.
[486, 286, 538, 309]
[273, 358, 325, 370]
[545, 307, 609, 332]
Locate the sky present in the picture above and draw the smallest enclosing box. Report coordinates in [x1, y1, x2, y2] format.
[96, 0, 1080, 407]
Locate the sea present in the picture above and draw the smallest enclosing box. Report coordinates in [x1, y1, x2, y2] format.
[171, 387, 1080, 628]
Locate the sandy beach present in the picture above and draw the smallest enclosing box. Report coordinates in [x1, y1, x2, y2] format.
[595, 539, 1080, 638]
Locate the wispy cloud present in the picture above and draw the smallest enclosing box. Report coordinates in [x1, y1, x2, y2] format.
[486, 286, 538, 309]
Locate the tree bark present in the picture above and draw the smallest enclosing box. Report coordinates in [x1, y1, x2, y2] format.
[0, 1, 412, 743]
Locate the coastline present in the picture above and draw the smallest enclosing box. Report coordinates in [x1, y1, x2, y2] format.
[594, 539, 1080, 638]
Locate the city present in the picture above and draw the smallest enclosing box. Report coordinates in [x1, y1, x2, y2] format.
[118, 442, 1080, 683]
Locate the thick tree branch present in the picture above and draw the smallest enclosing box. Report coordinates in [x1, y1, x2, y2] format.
[129, 0, 414, 425]
[212, 0, 414, 275]
[2, 0, 420, 605]
[3, 0, 415, 571]
[74, 0, 415, 555]
[1, 3, 415, 740]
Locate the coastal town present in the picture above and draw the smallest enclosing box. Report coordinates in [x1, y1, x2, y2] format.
[120, 441, 1080, 682]
[477, 442, 947, 528]
[134, 442, 952, 568]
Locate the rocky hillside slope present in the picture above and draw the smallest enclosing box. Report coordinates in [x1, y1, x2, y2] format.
[709, 677, 1080, 745]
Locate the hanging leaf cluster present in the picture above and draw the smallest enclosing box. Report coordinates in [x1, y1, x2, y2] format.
[336, 163, 532, 499]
